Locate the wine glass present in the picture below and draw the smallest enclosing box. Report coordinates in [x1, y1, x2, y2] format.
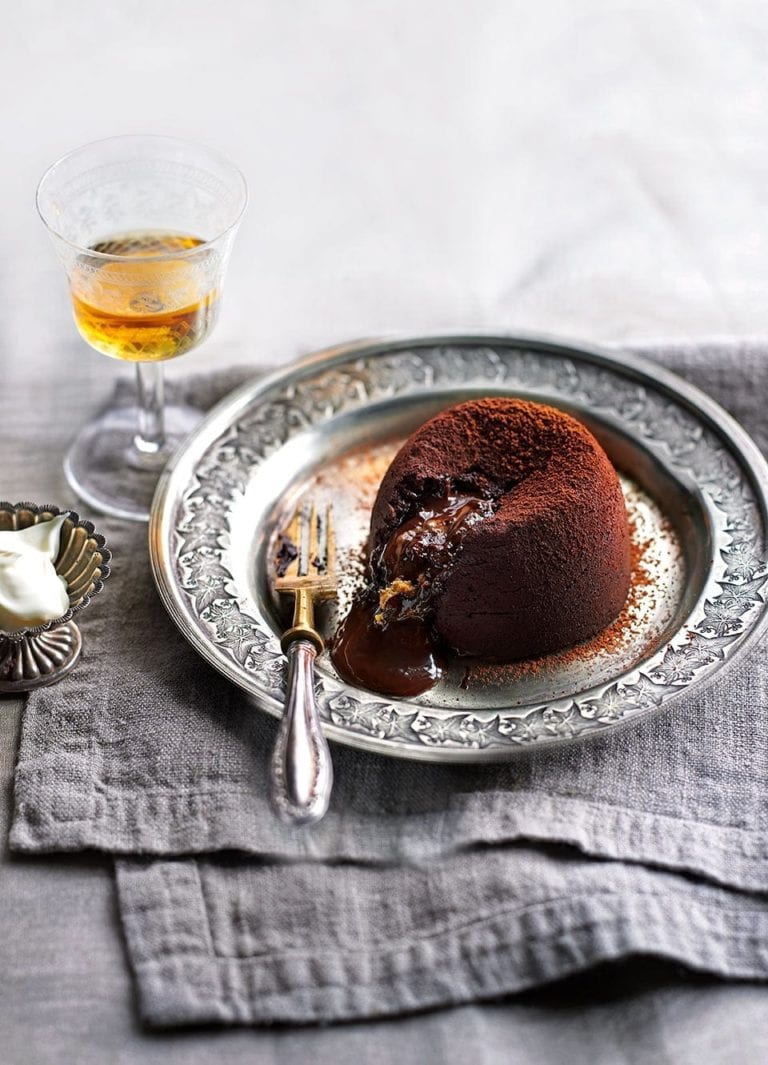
[37, 135, 247, 521]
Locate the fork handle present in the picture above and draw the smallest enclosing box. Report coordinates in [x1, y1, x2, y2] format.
[269, 639, 333, 825]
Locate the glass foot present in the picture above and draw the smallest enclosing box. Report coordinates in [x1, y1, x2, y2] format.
[64, 403, 203, 521]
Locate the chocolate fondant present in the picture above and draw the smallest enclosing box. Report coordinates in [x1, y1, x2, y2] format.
[331, 398, 632, 695]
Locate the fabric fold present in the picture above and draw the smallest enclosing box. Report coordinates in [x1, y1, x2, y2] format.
[117, 847, 768, 1028]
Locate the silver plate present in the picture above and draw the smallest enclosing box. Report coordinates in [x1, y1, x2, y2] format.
[150, 335, 768, 762]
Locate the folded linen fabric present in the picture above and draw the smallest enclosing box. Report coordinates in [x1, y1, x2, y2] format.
[10, 344, 768, 1026]
[117, 846, 768, 1028]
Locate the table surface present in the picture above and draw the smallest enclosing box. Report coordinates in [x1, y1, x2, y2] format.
[2, 2, 768, 1061]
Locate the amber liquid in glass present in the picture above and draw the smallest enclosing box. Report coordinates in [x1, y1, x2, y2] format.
[70, 231, 218, 362]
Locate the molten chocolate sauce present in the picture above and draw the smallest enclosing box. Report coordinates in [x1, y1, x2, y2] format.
[374, 490, 494, 607]
[331, 488, 494, 697]
[331, 593, 444, 697]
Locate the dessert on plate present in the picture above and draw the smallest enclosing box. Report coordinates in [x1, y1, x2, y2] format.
[331, 397, 631, 696]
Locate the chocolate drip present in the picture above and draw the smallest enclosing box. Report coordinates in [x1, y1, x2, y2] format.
[331, 488, 494, 696]
[331, 593, 444, 697]
[375, 490, 494, 606]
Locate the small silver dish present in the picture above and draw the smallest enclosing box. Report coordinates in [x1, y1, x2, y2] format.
[0, 502, 111, 693]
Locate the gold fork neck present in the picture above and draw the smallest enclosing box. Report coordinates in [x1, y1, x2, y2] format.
[281, 588, 324, 654]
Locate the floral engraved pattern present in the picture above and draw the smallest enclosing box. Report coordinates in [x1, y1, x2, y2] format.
[168, 341, 768, 757]
[578, 686, 626, 723]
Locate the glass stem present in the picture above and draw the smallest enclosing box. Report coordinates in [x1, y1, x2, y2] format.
[134, 362, 166, 454]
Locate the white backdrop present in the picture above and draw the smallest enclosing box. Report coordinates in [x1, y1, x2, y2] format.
[4, 0, 768, 393]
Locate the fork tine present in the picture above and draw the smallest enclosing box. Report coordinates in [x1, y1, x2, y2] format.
[285, 504, 302, 543]
[308, 501, 320, 572]
[297, 505, 310, 577]
[325, 504, 336, 575]
[277, 504, 304, 579]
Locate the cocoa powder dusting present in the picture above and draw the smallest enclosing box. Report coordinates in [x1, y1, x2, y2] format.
[460, 483, 670, 689]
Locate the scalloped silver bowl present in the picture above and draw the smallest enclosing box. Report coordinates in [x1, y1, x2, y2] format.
[0, 502, 111, 692]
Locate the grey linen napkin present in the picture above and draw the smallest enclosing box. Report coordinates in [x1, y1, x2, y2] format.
[10, 343, 768, 1027]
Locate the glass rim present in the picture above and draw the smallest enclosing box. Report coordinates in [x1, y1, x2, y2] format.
[35, 134, 248, 262]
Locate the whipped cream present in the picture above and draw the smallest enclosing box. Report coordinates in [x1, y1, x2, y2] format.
[0, 515, 70, 632]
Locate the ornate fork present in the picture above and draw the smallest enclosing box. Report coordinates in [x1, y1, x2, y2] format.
[270, 501, 336, 825]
